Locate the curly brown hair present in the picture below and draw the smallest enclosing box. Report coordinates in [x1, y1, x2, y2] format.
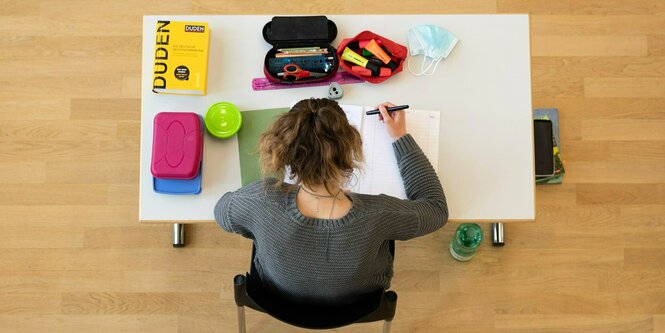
[258, 98, 363, 192]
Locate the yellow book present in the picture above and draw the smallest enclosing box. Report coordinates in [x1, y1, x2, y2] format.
[152, 21, 209, 96]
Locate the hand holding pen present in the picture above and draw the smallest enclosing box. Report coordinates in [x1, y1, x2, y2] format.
[365, 104, 409, 115]
[375, 102, 407, 140]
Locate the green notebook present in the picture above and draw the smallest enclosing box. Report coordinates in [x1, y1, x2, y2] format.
[236, 107, 290, 186]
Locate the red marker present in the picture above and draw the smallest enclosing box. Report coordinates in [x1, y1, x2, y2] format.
[351, 65, 391, 77]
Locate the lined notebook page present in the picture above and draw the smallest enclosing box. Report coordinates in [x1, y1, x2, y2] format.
[344, 107, 440, 199]
[341, 104, 364, 131]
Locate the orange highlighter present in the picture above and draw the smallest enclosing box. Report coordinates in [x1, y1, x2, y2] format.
[364, 39, 399, 71]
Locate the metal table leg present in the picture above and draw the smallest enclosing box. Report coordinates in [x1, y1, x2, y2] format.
[492, 222, 504, 246]
[173, 223, 185, 248]
[382, 320, 392, 333]
[237, 306, 246, 333]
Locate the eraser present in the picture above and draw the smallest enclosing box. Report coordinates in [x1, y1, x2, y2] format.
[327, 82, 343, 99]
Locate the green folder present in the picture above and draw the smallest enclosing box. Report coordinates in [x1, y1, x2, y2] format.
[236, 107, 289, 186]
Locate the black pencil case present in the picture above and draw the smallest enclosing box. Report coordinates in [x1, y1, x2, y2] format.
[262, 16, 339, 84]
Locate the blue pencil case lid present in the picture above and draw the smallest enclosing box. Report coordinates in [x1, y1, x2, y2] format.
[153, 161, 203, 195]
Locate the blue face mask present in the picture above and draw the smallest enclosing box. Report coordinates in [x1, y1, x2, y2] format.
[407, 25, 459, 76]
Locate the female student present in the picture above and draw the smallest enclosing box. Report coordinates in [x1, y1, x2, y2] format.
[215, 98, 448, 304]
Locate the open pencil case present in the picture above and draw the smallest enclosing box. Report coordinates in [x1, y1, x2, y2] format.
[262, 16, 339, 84]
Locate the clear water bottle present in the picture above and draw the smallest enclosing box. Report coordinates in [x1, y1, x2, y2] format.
[449, 223, 483, 261]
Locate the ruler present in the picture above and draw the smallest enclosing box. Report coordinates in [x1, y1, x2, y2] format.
[251, 72, 365, 91]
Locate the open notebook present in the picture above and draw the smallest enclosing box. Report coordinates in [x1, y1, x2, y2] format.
[239, 104, 441, 200]
[341, 104, 441, 199]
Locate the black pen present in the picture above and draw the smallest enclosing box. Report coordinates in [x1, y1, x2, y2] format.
[365, 105, 409, 115]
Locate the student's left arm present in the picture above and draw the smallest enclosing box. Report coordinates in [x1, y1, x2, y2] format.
[214, 191, 254, 239]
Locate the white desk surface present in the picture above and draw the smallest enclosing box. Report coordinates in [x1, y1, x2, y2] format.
[140, 14, 534, 223]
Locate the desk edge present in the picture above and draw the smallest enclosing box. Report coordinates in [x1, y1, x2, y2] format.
[139, 218, 535, 224]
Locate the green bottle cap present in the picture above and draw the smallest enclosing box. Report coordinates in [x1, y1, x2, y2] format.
[205, 102, 242, 138]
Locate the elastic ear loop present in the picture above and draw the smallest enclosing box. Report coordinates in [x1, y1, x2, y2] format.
[407, 55, 440, 76]
[423, 56, 444, 76]
[407, 55, 430, 76]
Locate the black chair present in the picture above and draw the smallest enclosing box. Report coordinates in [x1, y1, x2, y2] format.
[233, 241, 398, 332]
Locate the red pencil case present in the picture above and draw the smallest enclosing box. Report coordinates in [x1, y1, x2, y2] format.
[151, 112, 203, 179]
[337, 31, 408, 84]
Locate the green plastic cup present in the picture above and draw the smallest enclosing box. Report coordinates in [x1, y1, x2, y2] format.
[205, 102, 242, 138]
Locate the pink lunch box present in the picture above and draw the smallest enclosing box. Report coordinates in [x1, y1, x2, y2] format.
[151, 112, 203, 179]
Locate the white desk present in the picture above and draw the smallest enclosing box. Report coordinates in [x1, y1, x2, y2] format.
[140, 15, 534, 227]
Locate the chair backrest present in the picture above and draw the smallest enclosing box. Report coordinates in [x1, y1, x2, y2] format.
[233, 240, 398, 330]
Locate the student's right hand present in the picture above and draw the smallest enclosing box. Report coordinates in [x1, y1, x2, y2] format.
[378, 102, 407, 140]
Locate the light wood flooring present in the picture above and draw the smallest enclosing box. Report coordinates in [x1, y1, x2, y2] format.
[1, 1, 664, 332]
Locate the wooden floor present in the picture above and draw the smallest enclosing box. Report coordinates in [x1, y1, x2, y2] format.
[1, 1, 664, 332]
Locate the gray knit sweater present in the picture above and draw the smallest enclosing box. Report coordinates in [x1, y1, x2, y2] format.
[215, 134, 448, 304]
